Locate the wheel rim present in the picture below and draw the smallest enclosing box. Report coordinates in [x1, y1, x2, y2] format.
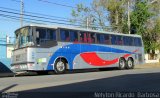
[128, 59, 133, 68]
[56, 61, 65, 72]
[120, 59, 125, 68]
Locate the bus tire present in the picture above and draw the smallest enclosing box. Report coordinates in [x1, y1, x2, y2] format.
[126, 58, 134, 69]
[54, 59, 66, 74]
[118, 58, 126, 70]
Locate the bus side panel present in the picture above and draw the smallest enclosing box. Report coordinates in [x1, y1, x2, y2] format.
[72, 52, 120, 69]
[73, 46, 143, 69]
[47, 43, 144, 70]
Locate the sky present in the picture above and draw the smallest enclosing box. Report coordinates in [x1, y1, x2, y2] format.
[0, 0, 92, 38]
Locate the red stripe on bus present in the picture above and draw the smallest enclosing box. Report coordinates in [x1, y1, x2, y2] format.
[80, 49, 139, 66]
[80, 52, 119, 66]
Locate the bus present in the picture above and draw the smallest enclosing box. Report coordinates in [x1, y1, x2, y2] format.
[11, 25, 145, 74]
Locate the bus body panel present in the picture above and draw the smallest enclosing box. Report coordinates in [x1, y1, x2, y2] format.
[11, 42, 144, 72]
[47, 43, 144, 70]
[11, 25, 145, 73]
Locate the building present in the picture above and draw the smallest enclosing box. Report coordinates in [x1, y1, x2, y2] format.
[145, 50, 160, 63]
[0, 33, 14, 76]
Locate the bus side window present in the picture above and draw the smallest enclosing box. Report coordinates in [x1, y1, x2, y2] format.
[36, 28, 46, 44]
[60, 29, 70, 42]
[88, 33, 92, 43]
[111, 35, 116, 45]
[80, 32, 95, 43]
[138, 38, 142, 46]
[47, 29, 56, 40]
[117, 36, 123, 45]
[84, 33, 87, 43]
[134, 37, 142, 46]
[128, 37, 134, 46]
[88, 33, 95, 43]
[80, 32, 84, 43]
[100, 34, 105, 44]
[123, 36, 129, 46]
[80, 32, 87, 43]
[104, 34, 110, 44]
[70, 30, 78, 42]
[97, 34, 103, 44]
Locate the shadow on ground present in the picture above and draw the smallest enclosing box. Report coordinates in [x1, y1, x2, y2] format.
[15, 67, 118, 77]
[0, 62, 14, 77]
[15, 72, 160, 98]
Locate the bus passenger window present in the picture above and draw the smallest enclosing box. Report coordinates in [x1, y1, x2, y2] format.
[80, 32, 95, 43]
[47, 29, 56, 40]
[104, 34, 110, 44]
[117, 36, 123, 45]
[80, 32, 87, 43]
[36, 28, 47, 44]
[123, 36, 128, 46]
[128, 37, 133, 46]
[97, 34, 105, 44]
[88, 33, 95, 43]
[134, 37, 142, 46]
[91, 33, 95, 43]
[60, 30, 70, 42]
[70, 30, 78, 42]
[111, 35, 116, 45]
[123, 36, 133, 46]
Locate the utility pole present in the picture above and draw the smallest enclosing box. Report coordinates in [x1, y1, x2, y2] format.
[20, 0, 24, 27]
[127, 0, 130, 34]
[86, 17, 89, 29]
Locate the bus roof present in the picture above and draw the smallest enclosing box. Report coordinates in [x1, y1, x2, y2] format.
[16, 24, 142, 38]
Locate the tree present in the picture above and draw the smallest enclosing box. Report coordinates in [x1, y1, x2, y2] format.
[71, 0, 109, 30]
[71, 0, 160, 52]
[71, 3, 91, 28]
[100, 0, 128, 33]
[129, 0, 160, 52]
[71, 0, 132, 33]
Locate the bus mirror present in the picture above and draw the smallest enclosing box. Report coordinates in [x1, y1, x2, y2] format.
[36, 31, 39, 38]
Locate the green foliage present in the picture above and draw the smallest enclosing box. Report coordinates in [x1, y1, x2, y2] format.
[71, 3, 91, 28]
[101, 0, 126, 32]
[130, 1, 152, 35]
[130, 0, 159, 52]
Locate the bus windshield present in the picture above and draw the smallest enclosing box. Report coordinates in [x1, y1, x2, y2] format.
[15, 27, 34, 49]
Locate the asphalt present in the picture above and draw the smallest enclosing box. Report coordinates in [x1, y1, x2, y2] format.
[0, 66, 160, 98]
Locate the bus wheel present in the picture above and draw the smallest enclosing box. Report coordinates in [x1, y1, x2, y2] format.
[118, 58, 126, 70]
[126, 58, 134, 69]
[54, 59, 66, 74]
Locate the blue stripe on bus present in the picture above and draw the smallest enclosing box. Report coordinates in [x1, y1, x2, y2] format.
[47, 44, 135, 70]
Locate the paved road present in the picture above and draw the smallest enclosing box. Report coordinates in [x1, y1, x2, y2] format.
[0, 68, 160, 98]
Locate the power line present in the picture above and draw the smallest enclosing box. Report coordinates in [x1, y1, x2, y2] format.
[0, 10, 117, 30]
[0, 13, 82, 27]
[0, 9, 77, 24]
[0, 3, 116, 29]
[37, 0, 76, 9]
[0, 15, 46, 25]
[0, 13, 112, 29]
[0, 8, 84, 25]
[0, 6, 77, 21]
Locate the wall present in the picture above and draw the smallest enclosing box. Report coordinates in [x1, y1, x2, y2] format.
[0, 33, 7, 59]
[145, 50, 160, 63]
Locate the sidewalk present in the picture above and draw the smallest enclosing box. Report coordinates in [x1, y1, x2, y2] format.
[136, 63, 160, 69]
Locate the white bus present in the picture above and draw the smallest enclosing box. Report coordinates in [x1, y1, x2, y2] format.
[11, 25, 145, 74]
